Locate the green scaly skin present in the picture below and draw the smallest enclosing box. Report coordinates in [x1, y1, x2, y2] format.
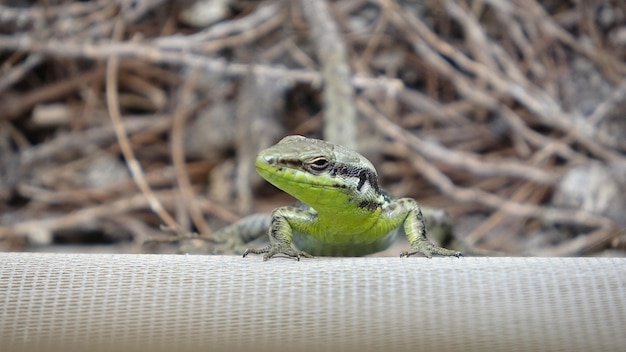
[221, 135, 462, 261]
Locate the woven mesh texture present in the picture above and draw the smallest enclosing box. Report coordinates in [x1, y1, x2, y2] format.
[1, 253, 625, 352]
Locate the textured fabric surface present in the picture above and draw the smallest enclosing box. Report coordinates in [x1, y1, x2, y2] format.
[1, 253, 625, 352]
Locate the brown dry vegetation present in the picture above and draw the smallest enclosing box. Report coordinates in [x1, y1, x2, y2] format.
[0, 0, 625, 256]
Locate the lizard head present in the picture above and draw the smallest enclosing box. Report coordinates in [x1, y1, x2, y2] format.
[255, 135, 383, 208]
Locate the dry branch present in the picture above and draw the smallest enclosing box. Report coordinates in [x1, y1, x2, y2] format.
[300, 0, 357, 148]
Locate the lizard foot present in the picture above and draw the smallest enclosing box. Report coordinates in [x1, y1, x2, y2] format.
[243, 245, 313, 261]
[400, 240, 462, 258]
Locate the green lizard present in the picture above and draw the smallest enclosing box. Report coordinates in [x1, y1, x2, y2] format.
[216, 135, 461, 261]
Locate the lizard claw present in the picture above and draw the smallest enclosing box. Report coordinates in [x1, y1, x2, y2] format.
[244, 245, 312, 261]
[400, 247, 462, 258]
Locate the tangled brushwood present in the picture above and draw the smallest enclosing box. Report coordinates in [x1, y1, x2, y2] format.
[0, 0, 625, 256]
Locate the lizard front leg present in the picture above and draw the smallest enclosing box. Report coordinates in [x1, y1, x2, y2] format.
[243, 206, 315, 261]
[390, 198, 462, 258]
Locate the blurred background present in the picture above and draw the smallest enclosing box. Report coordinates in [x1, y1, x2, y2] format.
[0, 0, 625, 257]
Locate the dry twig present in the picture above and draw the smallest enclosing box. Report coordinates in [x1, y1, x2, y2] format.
[105, 20, 178, 231]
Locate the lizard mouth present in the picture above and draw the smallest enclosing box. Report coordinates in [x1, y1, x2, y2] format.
[255, 156, 350, 194]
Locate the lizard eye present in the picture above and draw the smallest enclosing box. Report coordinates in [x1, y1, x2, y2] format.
[308, 157, 330, 172]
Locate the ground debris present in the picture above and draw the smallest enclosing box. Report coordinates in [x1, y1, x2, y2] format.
[0, 0, 624, 256]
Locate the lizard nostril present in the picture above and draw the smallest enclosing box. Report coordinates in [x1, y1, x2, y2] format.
[264, 155, 275, 165]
